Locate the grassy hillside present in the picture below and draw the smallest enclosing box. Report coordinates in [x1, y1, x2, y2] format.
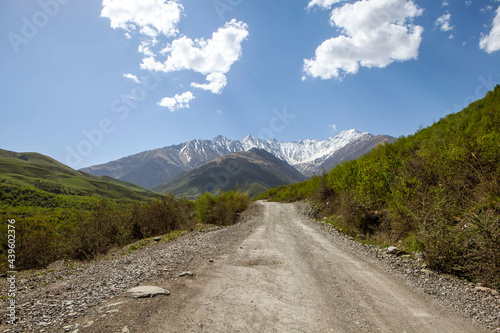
[0, 149, 158, 201]
[0, 149, 251, 273]
[260, 85, 500, 289]
[153, 148, 306, 199]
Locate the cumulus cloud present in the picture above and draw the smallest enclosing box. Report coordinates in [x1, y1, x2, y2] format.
[435, 13, 454, 32]
[101, 0, 183, 37]
[141, 20, 248, 75]
[191, 72, 228, 94]
[157, 91, 195, 111]
[480, 6, 500, 53]
[480, 5, 493, 13]
[101, 0, 249, 110]
[304, 0, 424, 80]
[307, 0, 346, 9]
[123, 73, 140, 83]
[138, 40, 157, 57]
[141, 19, 248, 94]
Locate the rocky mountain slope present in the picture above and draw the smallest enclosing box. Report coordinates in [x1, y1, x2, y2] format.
[153, 148, 306, 198]
[319, 134, 396, 172]
[81, 130, 395, 189]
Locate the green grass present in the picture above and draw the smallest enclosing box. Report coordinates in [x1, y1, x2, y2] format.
[0, 150, 158, 201]
[125, 229, 188, 254]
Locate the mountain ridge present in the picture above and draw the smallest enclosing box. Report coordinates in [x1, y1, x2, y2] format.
[153, 148, 307, 199]
[81, 130, 395, 189]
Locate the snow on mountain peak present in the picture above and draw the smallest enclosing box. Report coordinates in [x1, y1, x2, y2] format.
[239, 129, 370, 166]
[174, 129, 371, 175]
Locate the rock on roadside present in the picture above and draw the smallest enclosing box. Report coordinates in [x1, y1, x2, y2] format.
[126, 286, 170, 298]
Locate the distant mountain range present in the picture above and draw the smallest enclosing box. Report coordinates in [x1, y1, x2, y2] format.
[81, 130, 396, 191]
[153, 148, 307, 199]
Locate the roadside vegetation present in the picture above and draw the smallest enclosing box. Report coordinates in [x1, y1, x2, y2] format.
[0, 182, 249, 272]
[258, 85, 500, 289]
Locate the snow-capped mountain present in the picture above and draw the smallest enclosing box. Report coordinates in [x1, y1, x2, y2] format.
[80, 130, 395, 189]
[239, 129, 370, 175]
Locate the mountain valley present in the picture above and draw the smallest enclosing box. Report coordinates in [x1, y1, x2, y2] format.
[81, 130, 395, 192]
[152, 148, 307, 198]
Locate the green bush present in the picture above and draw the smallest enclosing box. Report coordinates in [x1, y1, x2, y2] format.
[195, 191, 249, 226]
[259, 85, 500, 289]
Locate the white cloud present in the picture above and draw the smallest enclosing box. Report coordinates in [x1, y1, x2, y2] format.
[141, 19, 248, 95]
[304, 0, 424, 80]
[123, 73, 140, 83]
[157, 91, 195, 111]
[480, 6, 500, 53]
[307, 0, 346, 9]
[138, 40, 156, 56]
[191, 72, 228, 94]
[480, 5, 494, 13]
[101, 0, 183, 37]
[442, 0, 450, 6]
[329, 123, 337, 131]
[465, 0, 472, 6]
[435, 13, 454, 32]
[141, 19, 248, 75]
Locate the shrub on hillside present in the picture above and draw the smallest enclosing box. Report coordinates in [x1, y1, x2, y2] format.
[195, 191, 249, 226]
[258, 85, 500, 289]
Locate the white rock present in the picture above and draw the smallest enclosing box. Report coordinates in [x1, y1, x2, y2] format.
[127, 286, 170, 298]
[386, 246, 399, 255]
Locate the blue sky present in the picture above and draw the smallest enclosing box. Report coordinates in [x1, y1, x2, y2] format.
[1, 0, 499, 169]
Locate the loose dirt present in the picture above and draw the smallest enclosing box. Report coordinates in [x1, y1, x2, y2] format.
[80, 202, 491, 332]
[2, 201, 498, 332]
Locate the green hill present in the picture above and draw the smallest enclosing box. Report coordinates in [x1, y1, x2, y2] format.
[0, 149, 251, 273]
[152, 148, 307, 199]
[0, 149, 158, 202]
[261, 85, 500, 289]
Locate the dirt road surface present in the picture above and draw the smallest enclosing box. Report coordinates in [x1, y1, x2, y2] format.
[77, 201, 490, 333]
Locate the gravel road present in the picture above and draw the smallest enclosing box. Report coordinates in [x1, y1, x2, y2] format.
[1, 201, 498, 332]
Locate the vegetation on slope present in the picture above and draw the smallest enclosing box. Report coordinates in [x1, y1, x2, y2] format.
[0, 149, 158, 200]
[0, 151, 250, 273]
[259, 85, 500, 289]
[0, 188, 249, 272]
[153, 148, 306, 199]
